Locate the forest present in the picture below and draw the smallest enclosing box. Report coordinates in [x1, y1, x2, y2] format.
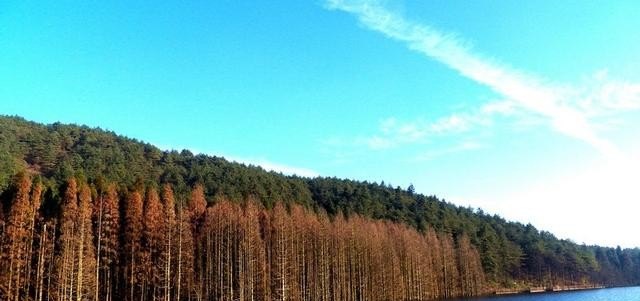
[1, 115, 640, 301]
[1, 174, 484, 301]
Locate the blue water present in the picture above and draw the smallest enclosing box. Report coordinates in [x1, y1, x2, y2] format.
[449, 286, 640, 301]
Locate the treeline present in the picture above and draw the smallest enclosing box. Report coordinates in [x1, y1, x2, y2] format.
[1, 115, 640, 290]
[0, 174, 485, 301]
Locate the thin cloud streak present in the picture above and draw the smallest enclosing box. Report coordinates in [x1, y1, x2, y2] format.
[365, 112, 489, 150]
[326, 0, 638, 157]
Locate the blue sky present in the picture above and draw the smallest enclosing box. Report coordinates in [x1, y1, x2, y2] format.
[2, 0, 640, 247]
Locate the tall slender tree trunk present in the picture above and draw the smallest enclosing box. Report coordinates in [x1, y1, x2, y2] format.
[95, 196, 103, 301]
[176, 209, 182, 301]
[36, 223, 47, 301]
[76, 226, 85, 301]
[165, 230, 171, 301]
[130, 246, 135, 301]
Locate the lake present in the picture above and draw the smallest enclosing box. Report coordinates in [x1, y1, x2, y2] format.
[448, 286, 640, 301]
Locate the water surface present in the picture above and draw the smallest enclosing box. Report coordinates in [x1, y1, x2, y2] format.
[449, 286, 640, 301]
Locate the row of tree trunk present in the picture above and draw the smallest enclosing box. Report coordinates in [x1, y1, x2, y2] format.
[0, 174, 485, 301]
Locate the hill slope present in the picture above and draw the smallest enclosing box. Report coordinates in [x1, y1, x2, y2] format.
[1, 115, 639, 297]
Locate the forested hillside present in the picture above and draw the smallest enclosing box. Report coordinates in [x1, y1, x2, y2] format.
[1, 115, 639, 301]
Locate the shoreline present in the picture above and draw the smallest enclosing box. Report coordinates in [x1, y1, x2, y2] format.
[494, 284, 606, 296]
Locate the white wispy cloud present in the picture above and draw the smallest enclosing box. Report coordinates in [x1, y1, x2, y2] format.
[576, 70, 640, 114]
[326, 0, 640, 157]
[363, 112, 489, 150]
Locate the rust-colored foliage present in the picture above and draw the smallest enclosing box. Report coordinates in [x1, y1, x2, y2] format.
[160, 184, 176, 301]
[94, 183, 120, 301]
[77, 183, 96, 301]
[55, 178, 78, 301]
[143, 187, 163, 300]
[124, 189, 144, 301]
[51, 179, 98, 301]
[0, 176, 487, 301]
[188, 184, 206, 226]
[0, 173, 32, 301]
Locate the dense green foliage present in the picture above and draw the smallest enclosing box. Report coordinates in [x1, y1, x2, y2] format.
[1, 115, 639, 288]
